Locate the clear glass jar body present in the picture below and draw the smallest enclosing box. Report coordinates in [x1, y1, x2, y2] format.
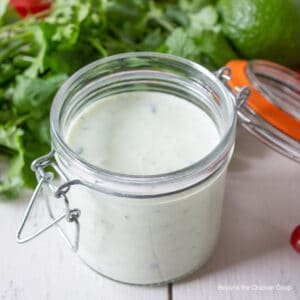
[66, 164, 227, 285]
[50, 53, 236, 285]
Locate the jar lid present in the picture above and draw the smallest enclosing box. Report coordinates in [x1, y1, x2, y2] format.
[226, 60, 300, 162]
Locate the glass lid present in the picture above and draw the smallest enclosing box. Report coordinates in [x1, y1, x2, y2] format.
[226, 59, 300, 163]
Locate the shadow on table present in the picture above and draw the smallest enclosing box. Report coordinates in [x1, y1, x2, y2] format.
[228, 126, 270, 174]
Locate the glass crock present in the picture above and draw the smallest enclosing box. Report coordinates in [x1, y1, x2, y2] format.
[16, 52, 248, 285]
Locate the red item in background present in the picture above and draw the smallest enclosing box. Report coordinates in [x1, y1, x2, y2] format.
[290, 225, 300, 253]
[9, 0, 52, 18]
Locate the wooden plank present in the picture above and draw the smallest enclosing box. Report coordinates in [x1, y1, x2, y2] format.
[0, 191, 168, 300]
[173, 128, 300, 300]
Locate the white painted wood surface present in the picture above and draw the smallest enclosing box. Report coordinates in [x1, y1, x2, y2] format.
[0, 127, 299, 300]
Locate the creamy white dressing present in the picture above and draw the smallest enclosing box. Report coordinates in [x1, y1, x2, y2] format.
[67, 92, 219, 175]
[65, 91, 226, 284]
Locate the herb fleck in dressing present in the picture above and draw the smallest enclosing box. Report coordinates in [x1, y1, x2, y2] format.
[65, 91, 226, 284]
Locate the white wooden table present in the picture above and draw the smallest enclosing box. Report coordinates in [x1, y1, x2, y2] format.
[1, 127, 300, 300]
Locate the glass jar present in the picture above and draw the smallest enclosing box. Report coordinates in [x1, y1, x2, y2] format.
[16, 52, 246, 285]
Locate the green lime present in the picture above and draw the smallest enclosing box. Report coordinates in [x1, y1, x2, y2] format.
[217, 0, 300, 68]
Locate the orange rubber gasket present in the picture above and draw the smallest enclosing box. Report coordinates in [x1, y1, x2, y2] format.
[226, 60, 300, 142]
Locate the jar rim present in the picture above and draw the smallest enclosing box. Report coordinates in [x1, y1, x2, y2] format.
[50, 52, 236, 197]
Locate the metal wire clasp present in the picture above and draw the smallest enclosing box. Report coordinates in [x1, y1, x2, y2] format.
[215, 66, 251, 109]
[16, 150, 82, 252]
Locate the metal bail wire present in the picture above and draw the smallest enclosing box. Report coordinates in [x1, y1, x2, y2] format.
[16, 150, 82, 252]
[215, 66, 251, 110]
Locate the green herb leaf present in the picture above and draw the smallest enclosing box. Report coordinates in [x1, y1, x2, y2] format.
[12, 74, 67, 118]
[0, 0, 9, 21]
[0, 124, 24, 197]
[165, 28, 199, 59]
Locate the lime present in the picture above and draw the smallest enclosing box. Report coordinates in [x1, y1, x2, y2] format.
[217, 0, 300, 68]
